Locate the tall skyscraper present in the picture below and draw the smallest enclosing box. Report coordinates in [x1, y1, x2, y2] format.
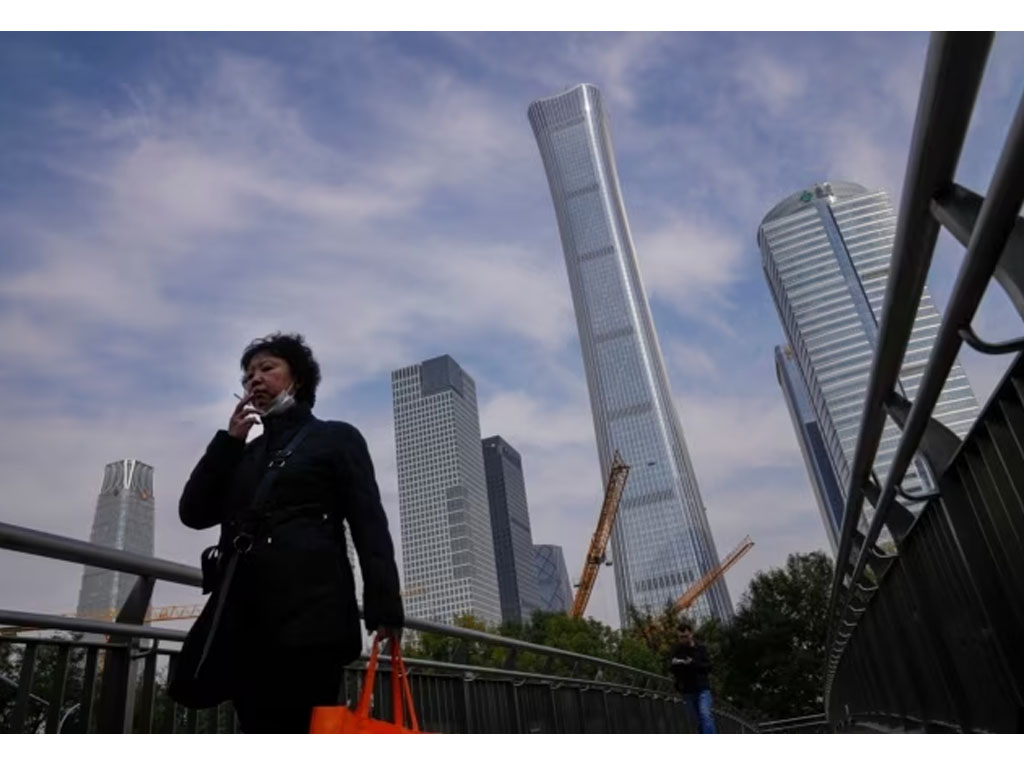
[482, 435, 543, 623]
[759, 182, 979, 538]
[534, 544, 572, 614]
[775, 345, 846, 553]
[391, 355, 502, 626]
[529, 84, 731, 624]
[76, 459, 155, 618]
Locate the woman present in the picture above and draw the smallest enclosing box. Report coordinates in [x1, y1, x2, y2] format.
[170, 333, 403, 733]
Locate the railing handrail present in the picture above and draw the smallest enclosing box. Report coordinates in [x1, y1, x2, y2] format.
[0, 520, 674, 689]
[827, 32, 993, 641]
[0, 520, 202, 587]
[837, 65, 1024, 646]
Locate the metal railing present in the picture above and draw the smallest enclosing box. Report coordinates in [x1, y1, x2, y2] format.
[826, 31, 1024, 733]
[0, 520, 756, 733]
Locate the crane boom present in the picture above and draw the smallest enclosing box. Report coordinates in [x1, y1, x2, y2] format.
[569, 451, 630, 619]
[673, 535, 754, 612]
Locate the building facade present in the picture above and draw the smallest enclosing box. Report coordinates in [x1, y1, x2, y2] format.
[758, 182, 979, 538]
[482, 435, 543, 623]
[392, 355, 502, 626]
[529, 84, 731, 624]
[775, 345, 847, 553]
[534, 544, 573, 614]
[76, 459, 155, 619]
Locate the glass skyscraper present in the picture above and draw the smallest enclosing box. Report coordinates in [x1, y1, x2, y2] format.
[759, 182, 979, 539]
[482, 435, 543, 624]
[76, 459, 155, 619]
[534, 544, 572, 614]
[529, 84, 731, 624]
[776, 345, 846, 553]
[391, 355, 502, 626]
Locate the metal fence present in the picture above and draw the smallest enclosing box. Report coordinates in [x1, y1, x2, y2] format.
[0, 519, 756, 734]
[826, 31, 1024, 733]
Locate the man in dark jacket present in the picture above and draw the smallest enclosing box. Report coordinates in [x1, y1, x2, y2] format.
[170, 333, 403, 733]
[670, 622, 717, 734]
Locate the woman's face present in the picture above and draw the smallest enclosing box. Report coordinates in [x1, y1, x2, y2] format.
[242, 352, 296, 412]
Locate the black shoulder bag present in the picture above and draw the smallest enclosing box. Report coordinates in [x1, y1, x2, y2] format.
[168, 420, 317, 709]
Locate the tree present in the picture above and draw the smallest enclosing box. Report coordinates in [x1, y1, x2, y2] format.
[0, 634, 90, 733]
[714, 551, 832, 720]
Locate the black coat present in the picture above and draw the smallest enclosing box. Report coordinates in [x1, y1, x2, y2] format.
[669, 642, 712, 694]
[171, 402, 402, 707]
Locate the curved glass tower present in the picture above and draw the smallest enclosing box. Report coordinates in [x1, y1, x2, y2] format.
[528, 84, 731, 624]
[758, 182, 979, 540]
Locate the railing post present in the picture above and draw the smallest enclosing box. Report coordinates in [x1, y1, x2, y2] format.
[462, 673, 473, 734]
[11, 643, 38, 733]
[80, 646, 98, 733]
[549, 683, 559, 733]
[135, 643, 158, 733]
[96, 575, 154, 732]
[44, 645, 71, 733]
[511, 680, 522, 733]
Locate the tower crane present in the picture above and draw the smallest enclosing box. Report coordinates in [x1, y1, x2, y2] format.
[0, 603, 207, 637]
[673, 535, 754, 613]
[569, 451, 630, 620]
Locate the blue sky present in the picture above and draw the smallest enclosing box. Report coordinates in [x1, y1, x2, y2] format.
[2, 32, 1023, 627]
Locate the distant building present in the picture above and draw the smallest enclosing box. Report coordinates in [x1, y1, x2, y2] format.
[482, 435, 543, 623]
[529, 84, 731, 624]
[76, 459, 155, 619]
[775, 345, 846, 553]
[391, 355, 502, 626]
[758, 182, 979, 538]
[534, 544, 572, 614]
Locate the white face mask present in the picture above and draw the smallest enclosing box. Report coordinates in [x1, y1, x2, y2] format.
[259, 387, 296, 417]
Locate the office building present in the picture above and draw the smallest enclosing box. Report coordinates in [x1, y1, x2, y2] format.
[76, 459, 155, 619]
[482, 435, 543, 623]
[759, 182, 979, 537]
[775, 345, 847, 553]
[529, 84, 731, 623]
[392, 355, 502, 625]
[534, 544, 572, 614]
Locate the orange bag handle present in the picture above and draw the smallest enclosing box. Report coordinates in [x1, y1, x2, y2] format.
[356, 632, 420, 731]
[389, 636, 420, 732]
[355, 634, 382, 718]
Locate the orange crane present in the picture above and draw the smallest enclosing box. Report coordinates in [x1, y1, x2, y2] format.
[569, 451, 630, 619]
[673, 535, 754, 612]
[0, 603, 207, 637]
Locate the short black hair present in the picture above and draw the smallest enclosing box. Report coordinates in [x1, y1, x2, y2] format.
[679, 621, 694, 633]
[240, 332, 321, 407]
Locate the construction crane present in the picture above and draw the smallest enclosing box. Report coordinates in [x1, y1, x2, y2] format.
[2, 581, 433, 637]
[0, 603, 207, 637]
[569, 451, 630, 620]
[673, 535, 754, 612]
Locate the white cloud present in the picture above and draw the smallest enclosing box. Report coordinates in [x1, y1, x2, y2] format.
[634, 216, 746, 315]
[675, 391, 801, 488]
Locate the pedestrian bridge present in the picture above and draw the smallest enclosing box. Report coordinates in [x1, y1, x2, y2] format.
[0, 520, 758, 734]
[824, 31, 1024, 733]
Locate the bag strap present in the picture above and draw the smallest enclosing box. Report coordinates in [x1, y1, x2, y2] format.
[390, 637, 420, 731]
[356, 633, 420, 731]
[250, 419, 317, 511]
[356, 634, 382, 718]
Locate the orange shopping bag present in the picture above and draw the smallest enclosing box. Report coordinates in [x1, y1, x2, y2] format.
[310, 632, 423, 734]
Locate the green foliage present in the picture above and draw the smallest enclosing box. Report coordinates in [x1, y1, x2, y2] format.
[715, 551, 833, 720]
[403, 551, 832, 722]
[0, 635, 91, 733]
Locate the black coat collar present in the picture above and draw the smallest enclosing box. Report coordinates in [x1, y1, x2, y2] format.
[261, 401, 314, 448]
